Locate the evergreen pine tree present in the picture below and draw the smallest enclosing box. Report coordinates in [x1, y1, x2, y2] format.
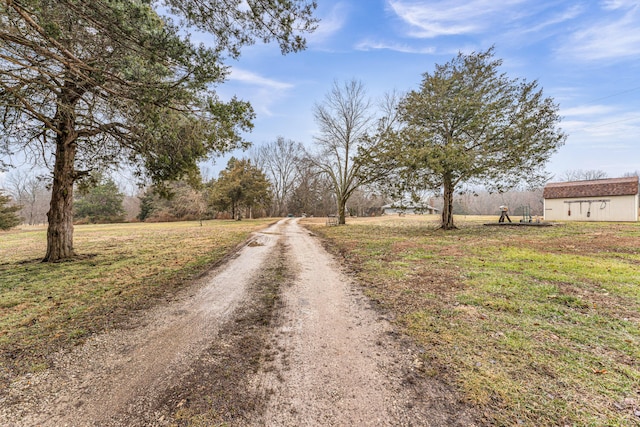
[0, 191, 21, 230]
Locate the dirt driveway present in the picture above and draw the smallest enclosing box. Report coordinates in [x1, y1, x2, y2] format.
[0, 219, 477, 426]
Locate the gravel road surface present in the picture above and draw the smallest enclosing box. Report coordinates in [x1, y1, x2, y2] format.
[0, 219, 477, 426]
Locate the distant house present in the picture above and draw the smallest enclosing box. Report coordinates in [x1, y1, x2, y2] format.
[543, 177, 639, 222]
[381, 200, 439, 215]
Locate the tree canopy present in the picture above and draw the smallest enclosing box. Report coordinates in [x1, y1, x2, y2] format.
[210, 157, 271, 219]
[162, 0, 317, 57]
[0, 0, 317, 260]
[74, 176, 126, 223]
[367, 48, 566, 229]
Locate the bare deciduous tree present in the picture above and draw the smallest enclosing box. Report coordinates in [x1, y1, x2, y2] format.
[560, 169, 608, 181]
[346, 188, 387, 217]
[252, 137, 303, 216]
[310, 80, 398, 224]
[288, 157, 334, 217]
[5, 170, 50, 225]
[123, 195, 142, 222]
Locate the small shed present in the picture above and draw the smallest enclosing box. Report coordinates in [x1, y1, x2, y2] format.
[382, 200, 439, 215]
[543, 177, 639, 222]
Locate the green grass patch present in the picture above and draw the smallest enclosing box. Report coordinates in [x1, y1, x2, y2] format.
[304, 216, 640, 426]
[0, 219, 272, 382]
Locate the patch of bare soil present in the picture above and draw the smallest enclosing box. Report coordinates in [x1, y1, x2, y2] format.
[1, 219, 479, 426]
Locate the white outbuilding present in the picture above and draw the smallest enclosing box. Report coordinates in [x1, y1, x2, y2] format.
[543, 177, 639, 222]
[381, 200, 439, 215]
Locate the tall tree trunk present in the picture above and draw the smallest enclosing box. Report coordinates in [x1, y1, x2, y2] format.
[338, 197, 346, 225]
[441, 176, 456, 230]
[44, 79, 85, 262]
[44, 133, 77, 261]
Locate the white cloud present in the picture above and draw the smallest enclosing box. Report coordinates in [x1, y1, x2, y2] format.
[601, 0, 637, 11]
[561, 105, 616, 117]
[520, 5, 584, 33]
[228, 68, 293, 90]
[552, 83, 640, 177]
[387, 0, 526, 38]
[583, 114, 640, 133]
[307, 3, 348, 44]
[224, 68, 295, 117]
[562, 111, 640, 146]
[560, 5, 640, 61]
[355, 40, 436, 54]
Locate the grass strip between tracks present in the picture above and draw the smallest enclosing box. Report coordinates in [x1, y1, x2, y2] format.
[171, 240, 290, 426]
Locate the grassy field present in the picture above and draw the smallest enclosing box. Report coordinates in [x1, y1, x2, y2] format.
[0, 219, 273, 383]
[304, 215, 640, 426]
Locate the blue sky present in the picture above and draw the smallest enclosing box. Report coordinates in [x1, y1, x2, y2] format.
[210, 0, 640, 180]
[1, 1, 638, 190]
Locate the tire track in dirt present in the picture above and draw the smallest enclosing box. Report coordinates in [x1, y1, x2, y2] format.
[252, 219, 478, 426]
[0, 221, 285, 426]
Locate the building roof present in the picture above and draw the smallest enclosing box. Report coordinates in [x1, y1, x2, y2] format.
[543, 177, 639, 199]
